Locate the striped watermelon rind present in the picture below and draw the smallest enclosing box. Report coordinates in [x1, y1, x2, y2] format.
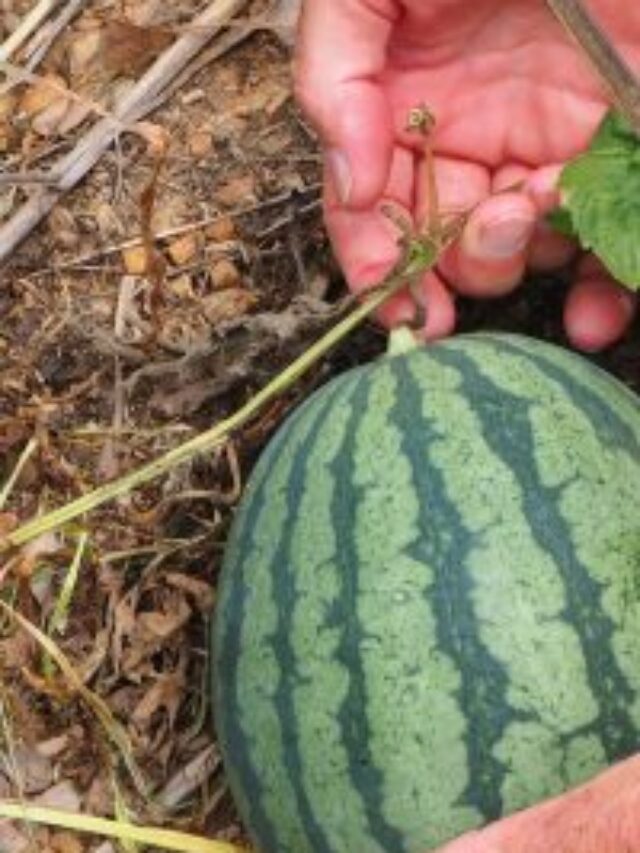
[213, 332, 640, 853]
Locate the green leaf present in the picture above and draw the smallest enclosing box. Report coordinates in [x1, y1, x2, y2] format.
[546, 206, 575, 237]
[557, 110, 640, 291]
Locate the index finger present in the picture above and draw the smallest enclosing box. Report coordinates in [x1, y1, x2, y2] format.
[294, 0, 398, 206]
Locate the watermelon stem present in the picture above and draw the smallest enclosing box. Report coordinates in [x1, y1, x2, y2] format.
[2, 234, 452, 551]
[387, 326, 421, 356]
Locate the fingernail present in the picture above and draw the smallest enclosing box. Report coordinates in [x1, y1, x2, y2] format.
[478, 216, 535, 258]
[327, 148, 352, 205]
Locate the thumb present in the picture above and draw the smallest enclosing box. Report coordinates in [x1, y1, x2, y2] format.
[294, 0, 396, 207]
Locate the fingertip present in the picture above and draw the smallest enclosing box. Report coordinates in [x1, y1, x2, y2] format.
[377, 271, 456, 342]
[323, 84, 394, 207]
[564, 277, 636, 352]
[525, 164, 564, 215]
[325, 146, 415, 290]
[492, 164, 531, 194]
[527, 223, 578, 271]
[442, 192, 536, 297]
[294, 0, 395, 209]
[377, 290, 416, 328]
[420, 271, 457, 341]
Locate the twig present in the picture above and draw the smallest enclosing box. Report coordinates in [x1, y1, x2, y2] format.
[0, 437, 38, 510]
[0, 170, 61, 186]
[0, 0, 248, 267]
[0, 802, 245, 853]
[23, 185, 321, 274]
[24, 0, 91, 71]
[546, 0, 640, 136]
[0, 0, 61, 62]
[143, 23, 255, 117]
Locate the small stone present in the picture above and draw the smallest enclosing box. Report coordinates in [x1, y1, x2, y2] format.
[210, 258, 241, 289]
[48, 206, 80, 250]
[205, 216, 236, 242]
[20, 74, 67, 117]
[121, 244, 150, 275]
[215, 173, 256, 207]
[189, 129, 213, 158]
[202, 288, 256, 325]
[167, 232, 200, 266]
[168, 273, 195, 300]
[50, 831, 84, 853]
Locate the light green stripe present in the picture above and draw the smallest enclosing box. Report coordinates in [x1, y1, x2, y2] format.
[232, 389, 341, 850]
[405, 350, 604, 814]
[349, 363, 478, 849]
[445, 341, 640, 732]
[288, 374, 387, 853]
[487, 334, 640, 450]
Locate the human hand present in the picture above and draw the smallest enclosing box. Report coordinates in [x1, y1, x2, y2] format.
[436, 753, 640, 852]
[294, 0, 639, 349]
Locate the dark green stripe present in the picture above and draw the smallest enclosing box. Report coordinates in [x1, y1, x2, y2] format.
[432, 346, 638, 761]
[394, 357, 518, 822]
[480, 336, 640, 456]
[215, 377, 352, 852]
[331, 373, 407, 852]
[214, 426, 291, 853]
[269, 377, 365, 853]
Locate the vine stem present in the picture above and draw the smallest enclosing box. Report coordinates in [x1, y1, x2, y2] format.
[546, 0, 640, 136]
[2, 260, 434, 551]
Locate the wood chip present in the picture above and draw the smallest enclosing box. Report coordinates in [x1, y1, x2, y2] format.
[122, 245, 151, 275]
[210, 257, 241, 289]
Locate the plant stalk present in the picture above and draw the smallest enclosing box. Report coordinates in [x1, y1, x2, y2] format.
[546, 0, 640, 136]
[0, 269, 419, 551]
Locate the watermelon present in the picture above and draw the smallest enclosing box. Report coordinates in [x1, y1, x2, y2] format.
[212, 332, 640, 853]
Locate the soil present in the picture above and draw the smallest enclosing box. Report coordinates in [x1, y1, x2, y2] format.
[0, 1, 638, 851]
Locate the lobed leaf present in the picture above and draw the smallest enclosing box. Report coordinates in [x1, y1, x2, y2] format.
[554, 110, 640, 290]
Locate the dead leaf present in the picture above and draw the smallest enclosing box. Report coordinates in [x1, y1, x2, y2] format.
[202, 288, 256, 325]
[131, 670, 185, 725]
[19, 74, 86, 138]
[102, 20, 173, 78]
[158, 745, 219, 809]
[0, 744, 54, 794]
[164, 573, 214, 610]
[75, 627, 110, 684]
[0, 821, 30, 853]
[67, 27, 103, 82]
[20, 74, 67, 117]
[0, 512, 18, 539]
[0, 628, 35, 670]
[32, 780, 81, 812]
[138, 598, 190, 640]
[15, 531, 62, 580]
[36, 734, 70, 759]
